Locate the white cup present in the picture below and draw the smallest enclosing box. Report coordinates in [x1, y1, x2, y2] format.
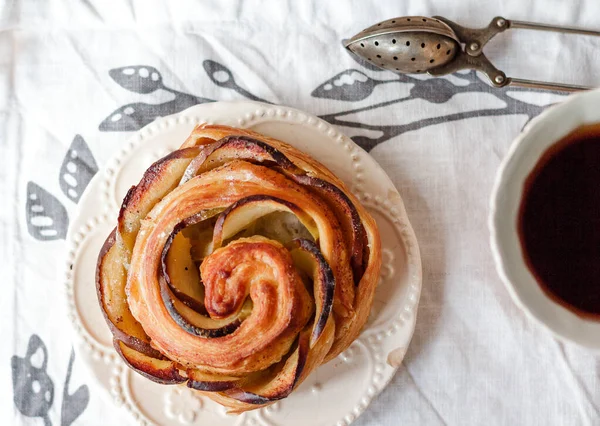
[489, 88, 600, 350]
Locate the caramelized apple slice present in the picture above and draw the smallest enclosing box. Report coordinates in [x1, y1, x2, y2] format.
[288, 239, 335, 344]
[223, 318, 334, 412]
[179, 136, 300, 185]
[223, 330, 309, 405]
[292, 174, 368, 284]
[163, 231, 204, 310]
[159, 279, 249, 338]
[96, 230, 152, 347]
[212, 195, 319, 250]
[161, 209, 223, 311]
[114, 340, 185, 384]
[184, 219, 218, 262]
[99, 148, 202, 365]
[186, 369, 242, 392]
[118, 147, 200, 256]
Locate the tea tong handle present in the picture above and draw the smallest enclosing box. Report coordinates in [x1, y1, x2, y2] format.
[505, 78, 591, 92]
[507, 19, 600, 37]
[433, 16, 597, 92]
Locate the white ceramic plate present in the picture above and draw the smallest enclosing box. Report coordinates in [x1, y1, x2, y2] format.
[64, 101, 422, 426]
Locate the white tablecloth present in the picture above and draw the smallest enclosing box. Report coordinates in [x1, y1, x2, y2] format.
[3, 1, 600, 425]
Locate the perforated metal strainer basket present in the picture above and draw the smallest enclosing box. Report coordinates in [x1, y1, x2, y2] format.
[346, 15, 600, 92]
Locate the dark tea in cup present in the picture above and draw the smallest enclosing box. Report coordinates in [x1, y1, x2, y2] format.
[519, 123, 600, 318]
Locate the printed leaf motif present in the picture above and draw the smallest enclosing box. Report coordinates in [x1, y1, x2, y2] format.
[26, 182, 69, 241]
[316, 69, 563, 152]
[99, 102, 158, 131]
[203, 60, 269, 102]
[100, 61, 270, 133]
[99, 94, 213, 132]
[312, 69, 379, 102]
[59, 135, 98, 203]
[12, 335, 54, 426]
[350, 135, 383, 153]
[312, 69, 419, 102]
[203, 60, 237, 89]
[109, 66, 164, 94]
[12, 337, 89, 425]
[61, 349, 89, 426]
[408, 77, 468, 104]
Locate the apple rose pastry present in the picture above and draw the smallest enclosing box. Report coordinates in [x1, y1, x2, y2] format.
[96, 124, 381, 413]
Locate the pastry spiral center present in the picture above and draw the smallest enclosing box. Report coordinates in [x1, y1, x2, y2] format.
[201, 237, 308, 320]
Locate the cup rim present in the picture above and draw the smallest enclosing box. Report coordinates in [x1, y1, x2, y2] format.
[489, 88, 600, 350]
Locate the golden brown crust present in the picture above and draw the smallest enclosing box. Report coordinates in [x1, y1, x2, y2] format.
[96, 124, 381, 412]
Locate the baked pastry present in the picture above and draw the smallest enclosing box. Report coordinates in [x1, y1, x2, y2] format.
[96, 124, 381, 413]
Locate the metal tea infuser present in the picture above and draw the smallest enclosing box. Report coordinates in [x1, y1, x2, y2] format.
[345, 16, 600, 92]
